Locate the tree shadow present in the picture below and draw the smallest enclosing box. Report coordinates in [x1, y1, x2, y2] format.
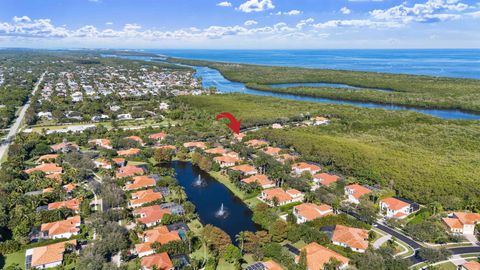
[0, 254, 6, 269]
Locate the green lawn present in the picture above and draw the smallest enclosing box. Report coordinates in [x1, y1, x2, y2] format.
[217, 259, 237, 270]
[3, 250, 25, 270]
[436, 262, 458, 270]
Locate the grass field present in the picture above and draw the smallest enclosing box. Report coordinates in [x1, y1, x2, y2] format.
[178, 93, 480, 209]
[2, 250, 25, 269]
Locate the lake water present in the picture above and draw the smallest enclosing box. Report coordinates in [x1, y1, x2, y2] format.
[104, 53, 480, 120]
[148, 49, 480, 79]
[171, 161, 259, 240]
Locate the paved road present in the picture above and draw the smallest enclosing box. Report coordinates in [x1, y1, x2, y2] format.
[0, 71, 46, 164]
[374, 222, 422, 251]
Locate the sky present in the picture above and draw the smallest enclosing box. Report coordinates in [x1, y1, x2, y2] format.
[0, 0, 479, 49]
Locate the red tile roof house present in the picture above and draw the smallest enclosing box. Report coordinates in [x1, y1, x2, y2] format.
[379, 197, 413, 219]
[135, 226, 181, 257]
[230, 164, 258, 176]
[183, 141, 208, 151]
[233, 133, 246, 142]
[291, 162, 321, 176]
[40, 216, 81, 240]
[149, 132, 167, 141]
[313, 173, 341, 187]
[296, 242, 349, 270]
[25, 240, 77, 270]
[214, 156, 240, 168]
[117, 148, 141, 157]
[133, 205, 172, 228]
[116, 165, 145, 178]
[332, 225, 369, 253]
[112, 157, 127, 167]
[48, 198, 81, 212]
[259, 188, 304, 207]
[293, 203, 333, 224]
[125, 176, 157, 191]
[94, 158, 112, 169]
[50, 142, 79, 153]
[141, 252, 174, 270]
[276, 153, 298, 164]
[129, 189, 163, 208]
[344, 184, 372, 204]
[245, 139, 269, 148]
[125, 135, 144, 145]
[442, 212, 480, 235]
[36, 154, 58, 164]
[25, 163, 63, 175]
[459, 261, 480, 270]
[262, 147, 282, 156]
[241, 174, 276, 189]
[205, 147, 228, 155]
[88, 138, 112, 149]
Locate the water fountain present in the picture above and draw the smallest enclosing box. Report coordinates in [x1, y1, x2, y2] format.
[193, 175, 205, 187]
[215, 203, 228, 218]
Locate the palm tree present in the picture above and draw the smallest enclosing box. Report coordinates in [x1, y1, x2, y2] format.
[235, 231, 246, 255]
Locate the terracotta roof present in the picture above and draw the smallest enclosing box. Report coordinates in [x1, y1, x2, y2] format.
[136, 226, 181, 254]
[277, 153, 297, 162]
[133, 205, 172, 225]
[242, 174, 274, 187]
[130, 189, 162, 207]
[116, 165, 144, 178]
[141, 252, 173, 270]
[37, 154, 58, 163]
[125, 176, 156, 191]
[234, 133, 246, 141]
[117, 148, 141, 157]
[149, 132, 167, 140]
[214, 155, 240, 164]
[463, 261, 480, 270]
[63, 183, 77, 193]
[126, 135, 143, 143]
[205, 147, 228, 155]
[43, 188, 54, 193]
[345, 184, 371, 199]
[41, 216, 81, 237]
[112, 157, 126, 165]
[262, 188, 301, 204]
[48, 198, 81, 211]
[292, 162, 321, 172]
[263, 147, 282, 156]
[453, 212, 480, 225]
[50, 142, 79, 152]
[380, 197, 410, 211]
[332, 225, 369, 250]
[314, 173, 340, 186]
[88, 138, 111, 148]
[28, 240, 76, 268]
[300, 242, 349, 270]
[263, 260, 284, 270]
[442, 218, 463, 230]
[183, 141, 207, 149]
[231, 164, 257, 174]
[156, 145, 176, 150]
[25, 163, 63, 174]
[246, 139, 268, 148]
[294, 203, 333, 221]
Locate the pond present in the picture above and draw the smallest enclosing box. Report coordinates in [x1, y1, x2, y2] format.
[171, 161, 259, 240]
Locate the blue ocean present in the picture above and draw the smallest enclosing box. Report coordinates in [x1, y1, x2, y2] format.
[147, 49, 480, 79]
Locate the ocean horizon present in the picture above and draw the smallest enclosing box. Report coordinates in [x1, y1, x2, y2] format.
[147, 49, 480, 79]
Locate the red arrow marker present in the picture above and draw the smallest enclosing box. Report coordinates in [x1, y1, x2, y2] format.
[216, 112, 241, 134]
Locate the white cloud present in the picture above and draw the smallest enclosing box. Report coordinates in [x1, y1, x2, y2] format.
[468, 10, 480, 17]
[313, 19, 401, 29]
[237, 0, 275, 13]
[217, 1, 232, 7]
[370, 0, 471, 24]
[105, 22, 113, 25]
[13, 16, 31, 23]
[285, 10, 301, 16]
[244, 20, 258, 26]
[340, 7, 352, 15]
